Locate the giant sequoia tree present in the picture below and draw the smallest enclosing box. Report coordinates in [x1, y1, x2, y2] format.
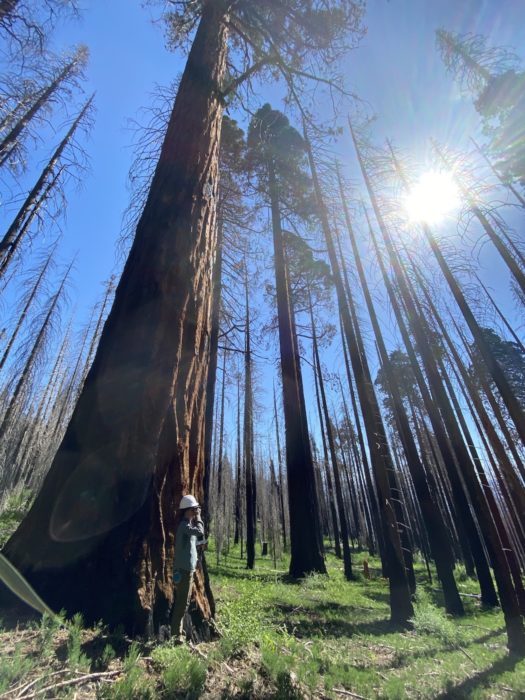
[247, 105, 326, 577]
[2, 0, 364, 634]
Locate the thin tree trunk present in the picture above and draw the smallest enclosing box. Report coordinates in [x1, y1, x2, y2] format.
[0, 171, 62, 285]
[203, 220, 223, 526]
[336, 164, 463, 613]
[304, 126, 413, 624]
[474, 275, 525, 355]
[310, 290, 352, 578]
[0, 247, 54, 371]
[0, 262, 72, 446]
[272, 384, 287, 550]
[234, 376, 241, 545]
[0, 51, 85, 168]
[364, 195, 498, 609]
[360, 136, 525, 651]
[312, 345, 342, 559]
[404, 144, 525, 445]
[471, 137, 525, 209]
[0, 98, 93, 275]
[243, 269, 256, 570]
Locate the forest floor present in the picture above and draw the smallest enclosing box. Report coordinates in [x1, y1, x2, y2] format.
[0, 541, 524, 699]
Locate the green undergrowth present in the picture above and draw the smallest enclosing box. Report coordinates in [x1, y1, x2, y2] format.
[0, 539, 523, 698]
[208, 541, 525, 698]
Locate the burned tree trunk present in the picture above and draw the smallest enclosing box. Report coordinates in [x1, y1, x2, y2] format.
[304, 127, 413, 624]
[3, 2, 230, 636]
[267, 155, 326, 577]
[243, 270, 256, 570]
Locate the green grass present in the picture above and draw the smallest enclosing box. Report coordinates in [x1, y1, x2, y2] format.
[0, 538, 523, 698]
[207, 540, 525, 698]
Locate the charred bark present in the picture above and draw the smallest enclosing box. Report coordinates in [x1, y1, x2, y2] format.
[268, 156, 325, 578]
[2, 2, 230, 636]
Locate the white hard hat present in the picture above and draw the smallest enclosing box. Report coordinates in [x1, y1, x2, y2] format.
[179, 494, 199, 510]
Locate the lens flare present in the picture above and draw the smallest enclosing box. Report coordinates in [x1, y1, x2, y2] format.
[404, 171, 460, 225]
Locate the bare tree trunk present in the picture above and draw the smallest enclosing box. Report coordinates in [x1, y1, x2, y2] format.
[470, 138, 525, 209]
[365, 193, 498, 610]
[267, 155, 325, 577]
[0, 261, 72, 446]
[0, 172, 61, 285]
[336, 165, 463, 613]
[334, 220, 417, 592]
[340, 324, 380, 556]
[0, 98, 93, 276]
[272, 384, 287, 550]
[361, 137, 525, 651]
[475, 275, 525, 355]
[243, 270, 256, 570]
[216, 349, 227, 500]
[312, 343, 342, 558]
[0, 248, 54, 371]
[309, 290, 352, 577]
[412, 265, 525, 545]
[399, 144, 525, 446]
[304, 127, 412, 623]
[0, 50, 86, 168]
[234, 376, 241, 545]
[3, 2, 230, 635]
[203, 220, 223, 526]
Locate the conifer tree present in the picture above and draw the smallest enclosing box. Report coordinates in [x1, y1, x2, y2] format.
[247, 105, 325, 577]
[3, 0, 363, 632]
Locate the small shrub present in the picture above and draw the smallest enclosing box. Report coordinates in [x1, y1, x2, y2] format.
[379, 674, 406, 700]
[237, 671, 256, 697]
[411, 593, 459, 645]
[0, 643, 35, 693]
[67, 612, 90, 671]
[101, 643, 116, 666]
[38, 610, 63, 659]
[152, 645, 206, 699]
[101, 642, 155, 700]
[273, 670, 303, 700]
[261, 643, 292, 680]
[300, 572, 329, 591]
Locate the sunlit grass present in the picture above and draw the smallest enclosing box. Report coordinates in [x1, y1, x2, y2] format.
[0, 535, 523, 697]
[207, 539, 525, 698]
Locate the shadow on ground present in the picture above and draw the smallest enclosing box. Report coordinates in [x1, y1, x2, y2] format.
[433, 653, 521, 699]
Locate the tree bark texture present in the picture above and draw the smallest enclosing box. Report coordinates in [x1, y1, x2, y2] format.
[268, 157, 326, 578]
[3, 2, 229, 636]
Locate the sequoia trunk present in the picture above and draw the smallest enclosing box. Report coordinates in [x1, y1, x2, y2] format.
[3, 2, 230, 636]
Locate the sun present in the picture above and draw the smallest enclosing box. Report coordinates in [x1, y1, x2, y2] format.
[403, 171, 460, 225]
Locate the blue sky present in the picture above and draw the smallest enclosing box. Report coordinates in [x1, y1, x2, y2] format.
[42, 0, 525, 318]
[4, 0, 525, 458]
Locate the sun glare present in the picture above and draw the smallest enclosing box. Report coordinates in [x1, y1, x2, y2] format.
[404, 171, 460, 225]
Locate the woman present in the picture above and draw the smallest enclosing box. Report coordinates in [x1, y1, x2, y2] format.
[170, 494, 204, 644]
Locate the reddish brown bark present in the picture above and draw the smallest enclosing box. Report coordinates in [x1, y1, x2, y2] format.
[3, 2, 229, 636]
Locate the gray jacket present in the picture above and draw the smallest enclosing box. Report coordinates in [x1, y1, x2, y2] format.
[173, 517, 204, 572]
